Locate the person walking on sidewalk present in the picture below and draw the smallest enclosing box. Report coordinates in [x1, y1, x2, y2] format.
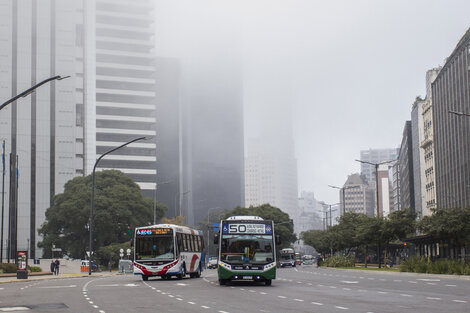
[50, 260, 55, 274]
[54, 259, 60, 275]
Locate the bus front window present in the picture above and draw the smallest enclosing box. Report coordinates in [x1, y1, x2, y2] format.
[221, 235, 273, 264]
[135, 235, 174, 261]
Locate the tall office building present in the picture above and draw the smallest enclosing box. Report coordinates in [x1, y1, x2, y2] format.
[421, 68, 440, 215]
[360, 148, 400, 186]
[411, 98, 426, 217]
[86, 0, 157, 197]
[398, 121, 415, 211]
[340, 174, 374, 217]
[0, 0, 78, 259]
[432, 27, 470, 209]
[245, 137, 298, 223]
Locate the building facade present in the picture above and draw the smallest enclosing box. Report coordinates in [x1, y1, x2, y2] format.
[421, 68, 440, 215]
[411, 98, 426, 218]
[398, 121, 415, 211]
[432, 27, 470, 209]
[0, 0, 78, 259]
[340, 173, 374, 217]
[360, 148, 400, 186]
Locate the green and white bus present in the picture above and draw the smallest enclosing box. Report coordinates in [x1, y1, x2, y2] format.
[214, 216, 280, 286]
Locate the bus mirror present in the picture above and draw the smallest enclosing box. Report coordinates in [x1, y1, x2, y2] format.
[276, 235, 281, 245]
[214, 233, 219, 244]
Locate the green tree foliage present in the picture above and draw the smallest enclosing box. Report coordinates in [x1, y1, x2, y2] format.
[38, 170, 167, 259]
[222, 204, 297, 249]
[419, 207, 470, 247]
[301, 229, 331, 256]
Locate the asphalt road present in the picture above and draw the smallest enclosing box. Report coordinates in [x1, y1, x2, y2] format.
[0, 266, 469, 313]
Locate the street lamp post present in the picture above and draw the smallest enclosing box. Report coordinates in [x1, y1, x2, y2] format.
[174, 190, 190, 217]
[355, 159, 394, 217]
[206, 207, 221, 258]
[89, 137, 146, 276]
[0, 75, 70, 264]
[328, 185, 354, 215]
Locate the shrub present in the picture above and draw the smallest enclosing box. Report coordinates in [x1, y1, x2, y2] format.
[29, 266, 42, 273]
[322, 255, 355, 267]
[400, 257, 470, 275]
[0, 263, 18, 273]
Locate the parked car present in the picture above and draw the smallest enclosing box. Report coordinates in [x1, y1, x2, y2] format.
[207, 257, 218, 269]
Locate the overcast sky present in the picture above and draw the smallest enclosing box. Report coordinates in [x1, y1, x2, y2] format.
[156, 0, 470, 204]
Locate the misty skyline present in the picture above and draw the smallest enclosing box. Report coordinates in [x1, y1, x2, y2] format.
[155, 0, 470, 204]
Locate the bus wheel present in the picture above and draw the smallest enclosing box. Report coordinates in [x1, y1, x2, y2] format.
[142, 275, 149, 281]
[177, 266, 186, 280]
[219, 279, 227, 285]
[265, 279, 272, 286]
[194, 265, 201, 278]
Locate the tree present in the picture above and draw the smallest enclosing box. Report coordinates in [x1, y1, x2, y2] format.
[301, 229, 331, 256]
[222, 204, 297, 249]
[38, 170, 167, 259]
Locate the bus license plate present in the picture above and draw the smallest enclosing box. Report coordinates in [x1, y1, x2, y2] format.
[243, 276, 252, 280]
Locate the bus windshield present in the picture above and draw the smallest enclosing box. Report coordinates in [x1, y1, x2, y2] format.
[135, 235, 174, 261]
[221, 234, 273, 264]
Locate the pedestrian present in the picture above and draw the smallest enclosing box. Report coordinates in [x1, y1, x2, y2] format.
[50, 260, 55, 273]
[54, 259, 60, 275]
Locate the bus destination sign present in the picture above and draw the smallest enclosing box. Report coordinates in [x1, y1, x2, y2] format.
[136, 228, 172, 236]
[222, 223, 272, 234]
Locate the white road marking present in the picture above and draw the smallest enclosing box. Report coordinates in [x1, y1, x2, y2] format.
[427, 283, 437, 285]
[400, 294, 413, 297]
[317, 284, 324, 287]
[329, 286, 337, 289]
[307, 283, 312, 285]
[99, 311, 105, 313]
[38, 285, 77, 289]
[340, 281, 358, 284]
[343, 288, 351, 291]
[201, 305, 210, 309]
[393, 280, 402, 282]
[426, 297, 441, 300]
[89, 301, 94, 304]
[453, 300, 467, 303]
[335, 306, 349, 310]
[358, 290, 367, 292]
[249, 290, 256, 293]
[417, 279, 440, 282]
[294, 299, 304, 302]
[311, 302, 323, 306]
[93, 305, 99, 309]
[297, 281, 302, 284]
[168, 295, 174, 298]
[176, 283, 188, 286]
[219, 311, 230, 313]
[260, 292, 267, 295]
[446, 284, 456, 287]
[408, 281, 417, 284]
[188, 302, 195, 305]
[378, 291, 388, 294]
[0, 307, 31, 311]
[86, 298, 90, 301]
[278, 296, 286, 299]
[176, 298, 183, 301]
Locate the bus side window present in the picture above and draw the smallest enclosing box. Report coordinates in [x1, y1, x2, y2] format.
[190, 235, 195, 252]
[197, 236, 202, 252]
[176, 233, 183, 254]
[184, 234, 189, 252]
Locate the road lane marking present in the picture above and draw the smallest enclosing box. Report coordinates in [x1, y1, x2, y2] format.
[278, 296, 286, 299]
[426, 297, 441, 300]
[249, 290, 256, 293]
[201, 305, 210, 309]
[453, 300, 467, 303]
[311, 302, 323, 306]
[393, 280, 402, 282]
[93, 305, 99, 309]
[407, 281, 417, 284]
[426, 283, 437, 285]
[260, 292, 267, 295]
[38, 285, 77, 289]
[343, 288, 351, 290]
[176, 283, 188, 286]
[188, 302, 195, 304]
[446, 284, 456, 287]
[168, 295, 174, 298]
[329, 286, 337, 289]
[219, 311, 230, 313]
[294, 299, 304, 302]
[377, 291, 388, 294]
[335, 306, 349, 310]
[417, 279, 440, 281]
[340, 281, 358, 284]
[0, 307, 31, 311]
[99, 311, 105, 313]
[400, 294, 413, 297]
[176, 298, 183, 301]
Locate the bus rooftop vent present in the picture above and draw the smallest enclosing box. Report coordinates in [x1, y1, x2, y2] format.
[227, 216, 264, 220]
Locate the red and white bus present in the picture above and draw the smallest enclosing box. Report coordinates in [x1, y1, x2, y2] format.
[133, 224, 205, 281]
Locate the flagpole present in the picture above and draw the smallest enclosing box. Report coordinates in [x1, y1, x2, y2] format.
[0, 140, 4, 263]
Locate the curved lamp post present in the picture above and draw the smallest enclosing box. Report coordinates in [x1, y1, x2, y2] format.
[88, 136, 146, 275]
